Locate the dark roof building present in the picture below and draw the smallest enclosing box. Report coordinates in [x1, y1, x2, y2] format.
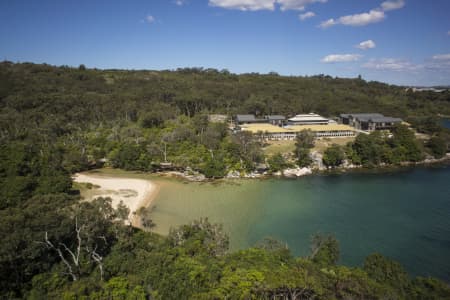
[266, 115, 286, 126]
[266, 115, 286, 121]
[235, 114, 257, 124]
[235, 114, 269, 125]
[340, 113, 384, 120]
[340, 113, 402, 131]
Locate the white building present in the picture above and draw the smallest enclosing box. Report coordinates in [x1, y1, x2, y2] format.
[239, 124, 356, 141]
[287, 113, 329, 125]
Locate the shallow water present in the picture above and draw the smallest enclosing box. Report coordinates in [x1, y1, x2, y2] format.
[150, 165, 450, 281]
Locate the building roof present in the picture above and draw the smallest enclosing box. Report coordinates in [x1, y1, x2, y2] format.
[340, 113, 384, 119]
[340, 113, 402, 123]
[288, 113, 329, 122]
[240, 123, 356, 134]
[266, 115, 286, 120]
[240, 124, 289, 133]
[370, 117, 403, 123]
[288, 124, 356, 132]
[235, 114, 256, 122]
[355, 114, 386, 122]
[208, 114, 228, 123]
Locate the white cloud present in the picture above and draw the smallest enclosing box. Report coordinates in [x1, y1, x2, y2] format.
[174, 0, 187, 5]
[321, 54, 362, 63]
[319, 0, 404, 29]
[145, 15, 155, 23]
[320, 9, 385, 28]
[208, 0, 326, 11]
[432, 54, 450, 61]
[356, 40, 376, 50]
[381, 0, 405, 11]
[208, 0, 275, 11]
[363, 55, 450, 73]
[339, 9, 385, 26]
[425, 54, 450, 71]
[319, 18, 337, 28]
[277, 0, 326, 11]
[299, 11, 315, 20]
[448, 30, 450, 36]
[362, 58, 418, 71]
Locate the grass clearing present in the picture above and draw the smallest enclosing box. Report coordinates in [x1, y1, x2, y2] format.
[263, 136, 355, 156]
[263, 140, 296, 156]
[312, 137, 355, 153]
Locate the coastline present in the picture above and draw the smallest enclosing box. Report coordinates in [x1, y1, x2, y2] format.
[130, 183, 161, 228]
[73, 173, 160, 227]
[70, 155, 450, 222]
[151, 153, 450, 182]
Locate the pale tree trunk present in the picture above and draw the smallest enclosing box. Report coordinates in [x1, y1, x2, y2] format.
[43, 217, 105, 281]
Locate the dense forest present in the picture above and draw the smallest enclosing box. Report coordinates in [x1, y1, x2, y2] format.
[1, 62, 450, 298]
[1, 61, 448, 175]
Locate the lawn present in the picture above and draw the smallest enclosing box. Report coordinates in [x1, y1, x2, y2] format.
[312, 137, 355, 153]
[263, 136, 355, 157]
[263, 140, 296, 156]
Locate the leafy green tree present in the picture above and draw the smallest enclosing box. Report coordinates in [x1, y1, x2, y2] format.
[296, 148, 313, 167]
[267, 153, 289, 172]
[136, 206, 155, 229]
[203, 122, 227, 151]
[254, 237, 291, 263]
[0, 194, 74, 297]
[168, 218, 229, 257]
[323, 144, 345, 167]
[295, 129, 315, 149]
[294, 130, 315, 167]
[203, 156, 227, 178]
[409, 277, 450, 300]
[42, 197, 125, 282]
[391, 124, 424, 162]
[109, 143, 152, 171]
[350, 131, 386, 166]
[310, 234, 340, 267]
[427, 135, 447, 158]
[363, 253, 410, 296]
[101, 277, 146, 300]
[232, 131, 264, 170]
[139, 103, 175, 128]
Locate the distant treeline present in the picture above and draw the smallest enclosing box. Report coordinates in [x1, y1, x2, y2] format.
[1, 62, 449, 132]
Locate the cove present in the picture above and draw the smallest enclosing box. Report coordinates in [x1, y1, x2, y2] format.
[150, 165, 450, 281]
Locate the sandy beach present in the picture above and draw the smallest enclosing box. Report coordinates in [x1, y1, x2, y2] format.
[73, 173, 160, 227]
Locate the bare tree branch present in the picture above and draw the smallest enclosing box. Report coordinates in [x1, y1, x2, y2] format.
[45, 232, 78, 281]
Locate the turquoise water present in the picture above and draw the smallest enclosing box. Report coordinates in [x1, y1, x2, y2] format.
[150, 165, 450, 281]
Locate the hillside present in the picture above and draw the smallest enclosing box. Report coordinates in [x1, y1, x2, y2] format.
[1, 62, 450, 298]
[1, 62, 449, 132]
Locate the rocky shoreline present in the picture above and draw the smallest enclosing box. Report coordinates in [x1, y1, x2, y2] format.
[154, 153, 450, 182]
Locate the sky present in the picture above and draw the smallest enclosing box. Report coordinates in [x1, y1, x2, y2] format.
[0, 0, 449, 86]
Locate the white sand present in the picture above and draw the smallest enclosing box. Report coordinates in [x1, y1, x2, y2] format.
[73, 173, 159, 226]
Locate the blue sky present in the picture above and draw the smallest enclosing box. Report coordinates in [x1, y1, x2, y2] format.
[0, 0, 449, 86]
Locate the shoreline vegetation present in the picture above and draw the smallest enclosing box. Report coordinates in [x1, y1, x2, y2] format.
[132, 153, 450, 183]
[1, 62, 450, 298]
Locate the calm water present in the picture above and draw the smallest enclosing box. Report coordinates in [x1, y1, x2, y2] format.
[150, 166, 450, 281]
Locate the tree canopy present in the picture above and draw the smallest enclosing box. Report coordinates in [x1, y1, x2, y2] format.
[0, 62, 449, 298]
